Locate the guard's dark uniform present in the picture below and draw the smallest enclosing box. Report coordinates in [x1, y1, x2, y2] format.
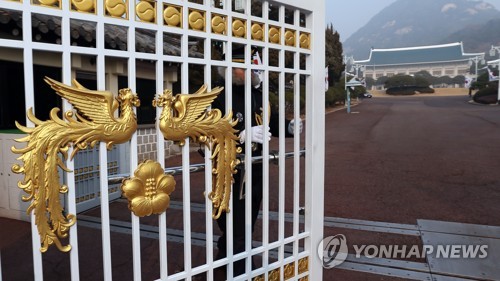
[213, 83, 292, 276]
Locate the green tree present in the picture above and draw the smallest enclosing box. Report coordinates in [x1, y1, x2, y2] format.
[364, 77, 375, 88]
[325, 24, 344, 86]
[452, 75, 465, 86]
[415, 76, 430, 87]
[414, 70, 433, 79]
[385, 75, 414, 88]
[376, 76, 389, 86]
[435, 76, 453, 86]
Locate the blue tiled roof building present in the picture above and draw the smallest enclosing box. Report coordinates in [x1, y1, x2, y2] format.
[354, 42, 483, 81]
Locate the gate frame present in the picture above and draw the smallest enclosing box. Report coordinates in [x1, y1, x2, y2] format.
[0, 0, 325, 280]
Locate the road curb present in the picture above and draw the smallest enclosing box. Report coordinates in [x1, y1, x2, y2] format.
[326, 101, 361, 114]
[467, 100, 500, 106]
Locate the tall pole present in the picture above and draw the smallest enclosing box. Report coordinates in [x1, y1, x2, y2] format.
[475, 59, 478, 80]
[344, 70, 351, 114]
[490, 46, 500, 104]
[343, 55, 351, 113]
[352, 64, 364, 79]
[469, 55, 483, 80]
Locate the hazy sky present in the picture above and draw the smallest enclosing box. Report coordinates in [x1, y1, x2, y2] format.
[326, 0, 500, 42]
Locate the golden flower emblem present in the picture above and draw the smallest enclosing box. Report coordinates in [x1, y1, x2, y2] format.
[121, 160, 176, 217]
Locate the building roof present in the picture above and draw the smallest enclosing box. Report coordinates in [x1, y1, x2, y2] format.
[354, 42, 483, 66]
[488, 59, 500, 66]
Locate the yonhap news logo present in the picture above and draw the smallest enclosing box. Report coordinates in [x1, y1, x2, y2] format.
[318, 234, 489, 269]
[317, 235, 348, 269]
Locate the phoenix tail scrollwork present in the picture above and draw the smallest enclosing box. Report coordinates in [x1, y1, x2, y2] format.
[11, 77, 140, 253]
[154, 85, 241, 219]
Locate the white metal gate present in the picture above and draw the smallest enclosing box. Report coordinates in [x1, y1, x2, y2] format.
[0, 0, 325, 279]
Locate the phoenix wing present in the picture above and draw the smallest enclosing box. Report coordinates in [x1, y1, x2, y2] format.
[44, 77, 117, 124]
[173, 85, 223, 127]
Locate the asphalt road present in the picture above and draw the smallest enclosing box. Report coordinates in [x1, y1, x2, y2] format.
[326, 95, 500, 226]
[324, 95, 500, 280]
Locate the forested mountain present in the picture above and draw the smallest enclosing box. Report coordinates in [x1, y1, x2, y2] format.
[343, 0, 500, 59]
[443, 18, 500, 53]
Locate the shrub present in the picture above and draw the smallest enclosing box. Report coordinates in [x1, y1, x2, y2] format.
[473, 84, 499, 104]
[386, 86, 434, 95]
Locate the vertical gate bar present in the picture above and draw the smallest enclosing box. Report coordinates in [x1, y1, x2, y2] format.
[155, 8, 168, 276]
[98, 142, 112, 281]
[63, 142, 80, 281]
[204, 35, 214, 280]
[0, 251, 2, 281]
[293, 11, 301, 276]
[262, 3, 274, 276]
[292, 6, 300, 264]
[204, 151, 214, 281]
[278, 46, 285, 276]
[131, 214, 141, 281]
[243, 52, 253, 279]
[182, 141, 192, 278]
[181, 36, 192, 277]
[61, 4, 80, 278]
[304, 2, 325, 280]
[126, 5, 142, 278]
[22, 1, 42, 278]
[293, 62, 300, 266]
[158, 210, 168, 280]
[274, 40, 286, 267]
[95, 8, 112, 277]
[224, 40, 234, 280]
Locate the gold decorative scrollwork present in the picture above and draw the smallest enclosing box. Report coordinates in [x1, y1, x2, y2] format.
[298, 257, 309, 274]
[269, 25, 280, 44]
[269, 268, 280, 281]
[211, 14, 226, 34]
[71, 0, 95, 13]
[232, 18, 246, 38]
[163, 4, 182, 27]
[299, 32, 310, 49]
[105, 0, 127, 18]
[254, 258, 307, 281]
[154, 85, 240, 219]
[284, 262, 295, 280]
[37, 0, 60, 8]
[11, 78, 139, 252]
[188, 9, 205, 31]
[298, 276, 309, 281]
[121, 160, 175, 217]
[135, 0, 156, 23]
[251, 22, 264, 41]
[285, 29, 296, 47]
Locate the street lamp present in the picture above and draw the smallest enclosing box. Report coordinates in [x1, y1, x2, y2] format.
[343, 56, 365, 113]
[352, 64, 365, 78]
[468, 55, 485, 81]
[344, 71, 363, 114]
[490, 45, 500, 104]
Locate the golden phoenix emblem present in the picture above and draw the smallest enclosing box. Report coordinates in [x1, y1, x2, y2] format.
[11, 78, 139, 252]
[154, 85, 240, 219]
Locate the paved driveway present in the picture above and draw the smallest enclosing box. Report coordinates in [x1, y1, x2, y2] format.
[326, 95, 500, 225]
[325, 95, 500, 280]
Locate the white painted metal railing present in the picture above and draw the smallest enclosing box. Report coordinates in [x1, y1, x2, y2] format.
[0, 0, 324, 280]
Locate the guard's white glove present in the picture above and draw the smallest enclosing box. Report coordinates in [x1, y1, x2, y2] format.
[239, 125, 271, 144]
[288, 118, 303, 135]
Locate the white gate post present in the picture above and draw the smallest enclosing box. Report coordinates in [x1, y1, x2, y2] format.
[305, 1, 326, 280]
